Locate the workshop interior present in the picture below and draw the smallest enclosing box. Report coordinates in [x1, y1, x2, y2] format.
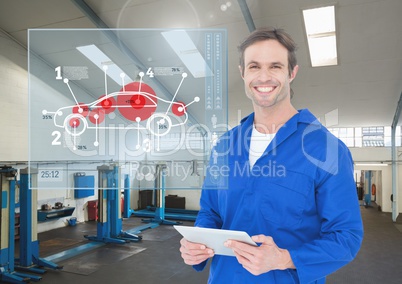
[1, 0, 402, 283]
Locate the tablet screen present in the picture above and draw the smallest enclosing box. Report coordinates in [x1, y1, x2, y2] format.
[174, 225, 257, 256]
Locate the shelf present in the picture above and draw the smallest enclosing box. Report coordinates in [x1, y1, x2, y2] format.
[37, 207, 75, 222]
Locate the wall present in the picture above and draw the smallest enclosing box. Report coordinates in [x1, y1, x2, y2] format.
[0, 31, 28, 161]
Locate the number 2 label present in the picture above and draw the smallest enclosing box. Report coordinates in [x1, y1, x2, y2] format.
[51, 131, 61, 145]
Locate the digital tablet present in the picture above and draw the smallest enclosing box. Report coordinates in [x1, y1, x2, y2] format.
[174, 225, 257, 256]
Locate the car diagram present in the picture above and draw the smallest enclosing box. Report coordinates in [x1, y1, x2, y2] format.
[42, 71, 200, 151]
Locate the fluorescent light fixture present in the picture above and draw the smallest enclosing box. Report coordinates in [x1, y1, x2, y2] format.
[302, 5, 338, 67]
[355, 163, 389, 167]
[76, 44, 132, 85]
[162, 30, 212, 78]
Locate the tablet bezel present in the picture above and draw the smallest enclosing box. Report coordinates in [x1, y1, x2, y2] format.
[174, 225, 257, 256]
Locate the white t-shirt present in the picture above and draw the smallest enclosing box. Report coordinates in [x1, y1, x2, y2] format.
[249, 125, 276, 168]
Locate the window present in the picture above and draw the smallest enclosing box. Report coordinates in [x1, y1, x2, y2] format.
[384, 126, 401, 147]
[162, 30, 212, 78]
[362, 127, 384, 147]
[302, 5, 338, 67]
[328, 126, 401, 147]
[354, 128, 362, 147]
[328, 127, 354, 147]
[76, 44, 133, 85]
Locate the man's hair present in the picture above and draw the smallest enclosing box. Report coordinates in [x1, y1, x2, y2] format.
[238, 27, 297, 77]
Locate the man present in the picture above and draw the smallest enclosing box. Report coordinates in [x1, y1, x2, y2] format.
[180, 27, 363, 283]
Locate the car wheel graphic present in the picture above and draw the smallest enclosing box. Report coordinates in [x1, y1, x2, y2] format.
[63, 113, 87, 136]
[146, 113, 172, 137]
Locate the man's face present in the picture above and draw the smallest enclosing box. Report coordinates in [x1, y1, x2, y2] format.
[241, 39, 298, 109]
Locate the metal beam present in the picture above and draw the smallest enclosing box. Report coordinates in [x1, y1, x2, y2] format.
[237, 0, 256, 32]
[391, 91, 402, 221]
[392, 91, 402, 130]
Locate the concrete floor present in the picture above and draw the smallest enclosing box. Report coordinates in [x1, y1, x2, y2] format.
[8, 203, 402, 284]
[26, 218, 210, 284]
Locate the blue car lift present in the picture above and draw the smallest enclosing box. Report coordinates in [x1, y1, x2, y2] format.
[122, 174, 134, 218]
[0, 166, 44, 284]
[130, 164, 198, 223]
[134, 206, 199, 222]
[363, 171, 373, 208]
[13, 168, 61, 282]
[84, 164, 141, 243]
[127, 164, 182, 233]
[140, 164, 181, 226]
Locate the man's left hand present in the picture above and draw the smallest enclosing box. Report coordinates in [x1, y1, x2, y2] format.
[224, 234, 295, 276]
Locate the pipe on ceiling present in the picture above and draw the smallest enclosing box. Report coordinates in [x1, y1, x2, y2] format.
[391, 91, 402, 222]
[237, 0, 256, 32]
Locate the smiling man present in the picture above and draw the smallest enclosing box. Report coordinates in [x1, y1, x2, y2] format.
[179, 27, 363, 284]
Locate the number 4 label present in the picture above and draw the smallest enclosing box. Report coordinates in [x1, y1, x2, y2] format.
[146, 67, 154, 78]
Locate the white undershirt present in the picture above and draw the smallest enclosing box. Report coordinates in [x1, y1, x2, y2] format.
[249, 125, 276, 168]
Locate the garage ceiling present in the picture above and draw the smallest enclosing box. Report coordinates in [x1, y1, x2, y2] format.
[0, 0, 401, 128]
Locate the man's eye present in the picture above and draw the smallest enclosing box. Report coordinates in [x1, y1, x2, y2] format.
[249, 65, 258, 69]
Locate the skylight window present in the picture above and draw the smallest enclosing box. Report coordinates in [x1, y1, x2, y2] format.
[76, 44, 133, 85]
[302, 5, 338, 67]
[162, 30, 212, 78]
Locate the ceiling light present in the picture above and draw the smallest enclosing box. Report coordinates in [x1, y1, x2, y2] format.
[355, 163, 389, 167]
[76, 44, 133, 85]
[162, 30, 212, 78]
[302, 5, 338, 67]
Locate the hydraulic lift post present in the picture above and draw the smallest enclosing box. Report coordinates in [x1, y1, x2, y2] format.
[0, 166, 40, 283]
[16, 168, 61, 277]
[84, 164, 141, 243]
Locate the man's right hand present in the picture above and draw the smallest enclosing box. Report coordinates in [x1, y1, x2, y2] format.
[179, 238, 215, 265]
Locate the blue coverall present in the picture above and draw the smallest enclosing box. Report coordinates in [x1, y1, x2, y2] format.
[194, 109, 363, 283]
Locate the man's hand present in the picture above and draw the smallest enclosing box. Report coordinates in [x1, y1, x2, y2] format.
[224, 235, 295, 276]
[179, 238, 215, 265]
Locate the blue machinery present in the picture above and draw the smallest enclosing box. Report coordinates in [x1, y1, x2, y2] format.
[1, 163, 196, 283]
[84, 164, 141, 243]
[137, 164, 181, 226]
[1, 166, 60, 284]
[0, 166, 22, 283]
[364, 171, 372, 207]
[16, 168, 61, 277]
[131, 164, 198, 223]
[82, 163, 191, 242]
[123, 174, 135, 218]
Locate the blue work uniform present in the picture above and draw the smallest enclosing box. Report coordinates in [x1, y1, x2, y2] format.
[194, 109, 363, 284]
